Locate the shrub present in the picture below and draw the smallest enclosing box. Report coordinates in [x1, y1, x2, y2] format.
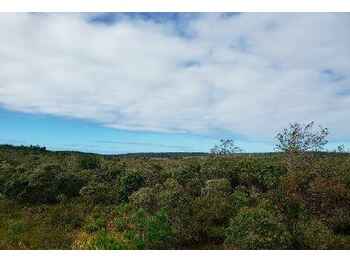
[158, 179, 196, 245]
[98, 163, 124, 182]
[224, 207, 292, 249]
[194, 179, 232, 241]
[231, 190, 251, 215]
[78, 155, 100, 170]
[172, 162, 201, 186]
[81, 207, 175, 250]
[130, 186, 158, 213]
[83, 213, 107, 233]
[118, 170, 146, 203]
[306, 177, 350, 232]
[201, 178, 232, 197]
[80, 182, 118, 204]
[297, 220, 336, 249]
[144, 210, 175, 249]
[3, 164, 86, 204]
[229, 158, 287, 191]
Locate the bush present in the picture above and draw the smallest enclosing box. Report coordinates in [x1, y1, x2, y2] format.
[158, 179, 196, 245]
[297, 220, 336, 249]
[172, 162, 201, 186]
[3, 164, 86, 204]
[231, 189, 251, 215]
[130, 186, 158, 213]
[78, 155, 100, 170]
[201, 178, 232, 197]
[194, 179, 233, 241]
[80, 182, 118, 204]
[306, 177, 350, 232]
[144, 210, 175, 249]
[230, 158, 287, 191]
[224, 207, 292, 249]
[118, 170, 146, 203]
[98, 163, 124, 182]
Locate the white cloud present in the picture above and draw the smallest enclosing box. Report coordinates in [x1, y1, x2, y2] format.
[0, 13, 349, 141]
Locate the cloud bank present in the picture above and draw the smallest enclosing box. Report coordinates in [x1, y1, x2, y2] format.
[0, 13, 349, 141]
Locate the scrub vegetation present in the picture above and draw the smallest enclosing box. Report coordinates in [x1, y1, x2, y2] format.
[0, 122, 349, 249]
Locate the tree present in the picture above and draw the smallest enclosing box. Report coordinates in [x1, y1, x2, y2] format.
[211, 139, 242, 155]
[276, 121, 329, 153]
[276, 122, 329, 171]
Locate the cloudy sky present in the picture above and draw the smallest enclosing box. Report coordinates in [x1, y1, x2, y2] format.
[0, 13, 350, 153]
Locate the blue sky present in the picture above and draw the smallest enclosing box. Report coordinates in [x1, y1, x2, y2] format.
[1, 108, 214, 153]
[0, 108, 273, 153]
[0, 13, 350, 153]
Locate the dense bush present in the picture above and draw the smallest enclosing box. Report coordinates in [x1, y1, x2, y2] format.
[158, 179, 196, 245]
[78, 155, 101, 170]
[118, 170, 146, 203]
[229, 157, 287, 191]
[224, 206, 292, 249]
[296, 220, 336, 249]
[231, 189, 251, 215]
[130, 186, 158, 213]
[194, 179, 232, 241]
[2, 164, 86, 204]
[0, 143, 349, 249]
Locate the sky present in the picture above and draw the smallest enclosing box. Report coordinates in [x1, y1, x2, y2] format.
[0, 13, 350, 153]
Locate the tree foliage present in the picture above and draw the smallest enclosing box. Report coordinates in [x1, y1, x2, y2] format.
[211, 139, 242, 155]
[276, 121, 329, 153]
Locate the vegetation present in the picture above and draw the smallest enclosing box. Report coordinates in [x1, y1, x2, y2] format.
[0, 122, 349, 249]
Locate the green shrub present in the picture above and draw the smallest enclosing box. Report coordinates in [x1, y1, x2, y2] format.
[83, 213, 107, 233]
[230, 158, 287, 191]
[172, 162, 201, 186]
[78, 155, 100, 170]
[297, 220, 336, 249]
[118, 170, 146, 203]
[158, 179, 196, 245]
[144, 210, 175, 249]
[3, 164, 86, 204]
[80, 182, 118, 204]
[231, 190, 251, 215]
[201, 178, 232, 197]
[194, 179, 233, 241]
[98, 163, 124, 182]
[130, 186, 158, 213]
[224, 206, 292, 249]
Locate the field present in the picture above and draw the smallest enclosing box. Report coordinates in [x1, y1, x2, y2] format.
[0, 144, 349, 249]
